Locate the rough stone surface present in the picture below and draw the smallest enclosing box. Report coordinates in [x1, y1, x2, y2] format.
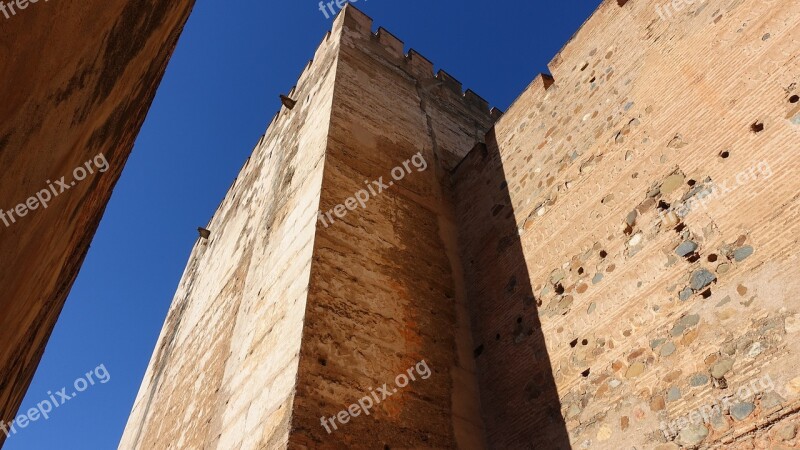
[0, 0, 194, 443]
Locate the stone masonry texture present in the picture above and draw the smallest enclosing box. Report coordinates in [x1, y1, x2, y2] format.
[123, 1, 800, 449]
[0, 1, 194, 447]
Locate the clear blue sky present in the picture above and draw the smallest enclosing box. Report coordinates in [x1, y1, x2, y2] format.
[6, 1, 601, 448]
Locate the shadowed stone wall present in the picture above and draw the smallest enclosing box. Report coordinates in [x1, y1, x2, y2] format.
[0, 1, 194, 445]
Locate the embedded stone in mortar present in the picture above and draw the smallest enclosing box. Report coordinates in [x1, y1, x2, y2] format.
[730, 402, 755, 421]
[710, 358, 734, 379]
[690, 269, 716, 290]
[733, 245, 754, 262]
[675, 240, 698, 257]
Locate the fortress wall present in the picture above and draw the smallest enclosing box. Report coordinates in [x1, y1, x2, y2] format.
[119, 22, 341, 450]
[454, 0, 800, 448]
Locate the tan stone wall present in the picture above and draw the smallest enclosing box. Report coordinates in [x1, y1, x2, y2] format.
[118, 25, 341, 450]
[0, 1, 194, 443]
[289, 8, 494, 449]
[454, 0, 800, 448]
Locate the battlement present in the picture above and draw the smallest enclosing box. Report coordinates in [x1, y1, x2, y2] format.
[267, 4, 501, 129]
[332, 4, 497, 118]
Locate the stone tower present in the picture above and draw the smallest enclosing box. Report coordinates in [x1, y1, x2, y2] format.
[120, 6, 498, 449]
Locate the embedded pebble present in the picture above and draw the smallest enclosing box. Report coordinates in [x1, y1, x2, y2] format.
[625, 362, 645, 378]
[776, 424, 797, 441]
[761, 391, 785, 410]
[717, 263, 731, 274]
[737, 284, 748, 296]
[679, 287, 693, 301]
[733, 245, 754, 261]
[690, 373, 709, 387]
[678, 423, 709, 446]
[661, 342, 677, 357]
[551, 269, 566, 283]
[675, 240, 698, 257]
[651, 338, 666, 349]
[710, 410, 729, 431]
[667, 386, 681, 401]
[671, 314, 700, 336]
[661, 174, 686, 194]
[596, 425, 612, 441]
[722, 342, 737, 356]
[711, 358, 734, 379]
[666, 255, 678, 267]
[567, 403, 582, 418]
[626, 210, 638, 226]
[747, 342, 764, 358]
[730, 402, 755, 421]
[690, 269, 716, 290]
[592, 273, 604, 284]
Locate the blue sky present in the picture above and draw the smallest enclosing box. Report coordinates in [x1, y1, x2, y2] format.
[6, 1, 601, 448]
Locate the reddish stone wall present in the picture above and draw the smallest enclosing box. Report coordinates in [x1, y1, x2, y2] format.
[291, 8, 495, 449]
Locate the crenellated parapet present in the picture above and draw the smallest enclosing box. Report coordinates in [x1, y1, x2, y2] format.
[331, 4, 499, 122]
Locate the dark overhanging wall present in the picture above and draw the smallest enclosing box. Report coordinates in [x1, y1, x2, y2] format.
[0, 1, 195, 445]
